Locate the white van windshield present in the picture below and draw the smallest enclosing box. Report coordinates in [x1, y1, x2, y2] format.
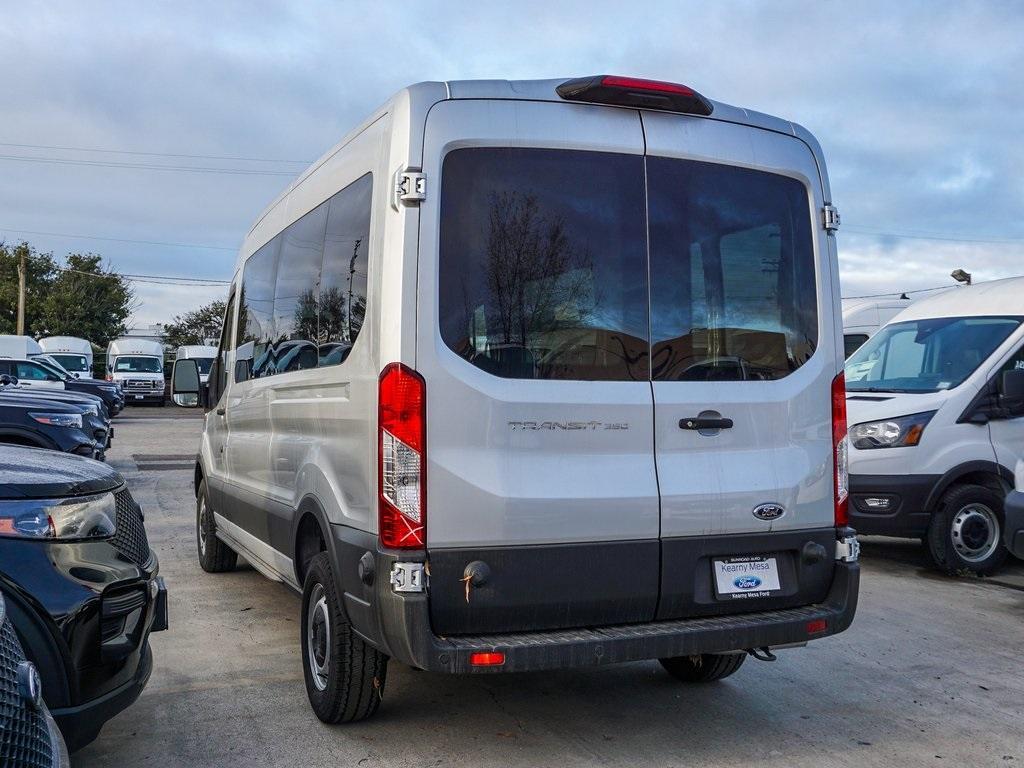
[846, 316, 1022, 393]
[115, 356, 163, 373]
[51, 354, 90, 373]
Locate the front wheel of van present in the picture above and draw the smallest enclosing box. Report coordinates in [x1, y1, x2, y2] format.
[196, 479, 237, 573]
[301, 552, 388, 723]
[659, 653, 746, 683]
[927, 484, 1008, 576]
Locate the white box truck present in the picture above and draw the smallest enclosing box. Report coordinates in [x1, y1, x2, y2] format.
[106, 338, 165, 405]
[39, 336, 94, 377]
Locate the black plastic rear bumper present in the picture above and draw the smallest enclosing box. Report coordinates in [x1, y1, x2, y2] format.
[1005, 490, 1024, 559]
[331, 525, 859, 674]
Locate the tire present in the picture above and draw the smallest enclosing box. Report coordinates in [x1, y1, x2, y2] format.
[926, 484, 1008, 576]
[301, 552, 388, 723]
[659, 653, 746, 682]
[196, 479, 237, 573]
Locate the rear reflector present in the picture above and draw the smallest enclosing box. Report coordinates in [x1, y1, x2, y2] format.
[469, 652, 506, 667]
[806, 619, 828, 635]
[556, 75, 713, 116]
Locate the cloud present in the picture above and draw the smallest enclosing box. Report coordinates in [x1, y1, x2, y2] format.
[1, 1, 1022, 323]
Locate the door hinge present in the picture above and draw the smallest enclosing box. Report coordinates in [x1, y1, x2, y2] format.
[392, 168, 426, 210]
[823, 204, 841, 233]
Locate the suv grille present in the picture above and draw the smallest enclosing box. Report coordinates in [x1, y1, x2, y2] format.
[112, 489, 152, 566]
[0, 608, 54, 768]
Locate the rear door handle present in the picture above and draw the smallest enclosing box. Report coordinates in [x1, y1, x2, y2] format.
[679, 416, 733, 430]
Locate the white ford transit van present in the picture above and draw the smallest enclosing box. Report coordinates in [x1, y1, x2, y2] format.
[846, 277, 1024, 574]
[171, 76, 859, 723]
[106, 338, 165, 405]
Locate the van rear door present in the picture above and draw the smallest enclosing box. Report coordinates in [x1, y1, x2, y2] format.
[641, 113, 839, 619]
[416, 99, 659, 635]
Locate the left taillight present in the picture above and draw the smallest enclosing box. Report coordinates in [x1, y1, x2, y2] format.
[832, 372, 849, 527]
[378, 363, 426, 549]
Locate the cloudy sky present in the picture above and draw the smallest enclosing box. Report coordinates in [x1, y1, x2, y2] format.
[1, 1, 1022, 325]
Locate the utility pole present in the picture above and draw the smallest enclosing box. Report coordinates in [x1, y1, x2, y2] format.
[16, 246, 26, 335]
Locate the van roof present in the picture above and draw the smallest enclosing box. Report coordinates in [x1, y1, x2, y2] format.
[895, 277, 1024, 321]
[242, 77, 828, 264]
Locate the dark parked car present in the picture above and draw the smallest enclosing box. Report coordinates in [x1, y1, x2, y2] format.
[0, 445, 167, 750]
[0, 358, 123, 417]
[1006, 461, 1024, 559]
[1, 377, 112, 455]
[0, 395, 102, 458]
[1, 591, 70, 767]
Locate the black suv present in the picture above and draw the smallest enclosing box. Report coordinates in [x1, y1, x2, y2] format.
[1, 591, 69, 767]
[0, 358, 123, 417]
[0, 445, 167, 751]
[0, 394, 102, 458]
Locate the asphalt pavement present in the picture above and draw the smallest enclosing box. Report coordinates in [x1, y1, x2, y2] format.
[76, 408, 1024, 767]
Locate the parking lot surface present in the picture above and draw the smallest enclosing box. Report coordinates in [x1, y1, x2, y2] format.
[76, 409, 1024, 767]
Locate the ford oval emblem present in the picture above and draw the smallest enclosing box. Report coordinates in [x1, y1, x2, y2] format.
[753, 503, 785, 521]
[734, 575, 762, 590]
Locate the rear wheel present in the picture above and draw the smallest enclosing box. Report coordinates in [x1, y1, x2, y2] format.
[927, 484, 1008, 575]
[301, 552, 388, 723]
[659, 653, 746, 682]
[196, 480, 237, 573]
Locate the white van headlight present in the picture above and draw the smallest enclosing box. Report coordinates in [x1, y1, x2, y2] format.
[849, 411, 935, 450]
[0, 493, 117, 539]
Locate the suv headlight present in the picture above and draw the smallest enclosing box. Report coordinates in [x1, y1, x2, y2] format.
[0, 493, 117, 539]
[29, 412, 82, 429]
[99, 385, 118, 393]
[849, 411, 936, 450]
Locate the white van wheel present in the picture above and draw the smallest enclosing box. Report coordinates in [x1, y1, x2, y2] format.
[301, 552, 388, 723]
[927, 484, 1008, 576]
[196, 480, 237, 573]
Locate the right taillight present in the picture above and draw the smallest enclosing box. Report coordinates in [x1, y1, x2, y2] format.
[378, 363, 426, 549]
[832, 372, 849, 526]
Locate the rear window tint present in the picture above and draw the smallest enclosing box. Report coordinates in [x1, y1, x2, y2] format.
[648, 158, 817, 381]
[438, 148, 649, 381]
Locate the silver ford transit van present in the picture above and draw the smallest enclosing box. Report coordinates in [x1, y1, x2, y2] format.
[172, 76, 859, 723]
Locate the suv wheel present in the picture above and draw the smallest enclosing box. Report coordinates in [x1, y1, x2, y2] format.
[196, 479, 237, 572]
[659, 653, 746, 682]
[301, 552, 388, 723]
[927, 484, 1008, 575]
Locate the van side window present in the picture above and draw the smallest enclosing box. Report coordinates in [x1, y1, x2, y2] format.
[319, 173, 373, 367]
[236, 236, 281, 379]
[844, 334, 869, 358]
[648, 158, 817, 382]
[273, 202, 328, 374]
[438, 148, 649, 381]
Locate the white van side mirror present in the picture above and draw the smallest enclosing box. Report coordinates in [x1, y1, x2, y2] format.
[1000, 368, 1024, 406]
[171, 358, 201, 408]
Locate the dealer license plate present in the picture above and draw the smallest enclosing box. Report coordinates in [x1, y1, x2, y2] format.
[133, 394, 144, 400]
[713, 556, 781, 599]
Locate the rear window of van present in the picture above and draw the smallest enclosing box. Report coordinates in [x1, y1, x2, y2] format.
[438, 148, 817, 382]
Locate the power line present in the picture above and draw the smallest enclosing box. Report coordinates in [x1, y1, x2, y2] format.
[842, 225, 1024, 245]
[0, 153, 297, 176]
[0, 226, 238, 252]
[16, 246, 230, 287]
[0, 141, 311, 164]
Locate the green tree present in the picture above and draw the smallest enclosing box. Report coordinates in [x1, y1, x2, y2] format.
[37, 254, 134, 347]
[0, 242, 57, 335]
[162, 299, 227, 349]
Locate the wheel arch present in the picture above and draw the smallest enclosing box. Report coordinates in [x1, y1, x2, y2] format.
[925, 460, 1014, 510]
[292, 495, 336, 589]
[0, 427, 55, 450]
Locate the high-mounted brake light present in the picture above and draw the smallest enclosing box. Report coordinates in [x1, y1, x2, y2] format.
[832, 372, 849, 527]
[379, 363, 426, 549]
[556, 74, 714, 116]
